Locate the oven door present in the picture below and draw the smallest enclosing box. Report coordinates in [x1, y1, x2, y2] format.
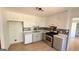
[44, 35, 53, 47]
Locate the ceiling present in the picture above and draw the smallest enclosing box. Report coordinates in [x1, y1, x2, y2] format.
[4, 7, 69, 17]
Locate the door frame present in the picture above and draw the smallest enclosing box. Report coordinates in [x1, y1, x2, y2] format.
[67, 18, 79, 50]
[7, 20, 24, 44]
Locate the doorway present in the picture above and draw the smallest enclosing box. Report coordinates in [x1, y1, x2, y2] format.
[70, 18, 79, 39]
[8, 21, 24, 45]
[68, 18, 79, 50]
[75, 23, 79, 37]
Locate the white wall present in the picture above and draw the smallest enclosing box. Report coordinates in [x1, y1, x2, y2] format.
[0, 8, 5, 49]
[46, 8, 79, 30]
[68, 8, 79, 38]
[4, 11, 47, 27]
[46, 11, 69, 29]
[0, 8, 10, 49]
[68, 8, 79, 29]
[67, 8, 79, 50]
[3, 11, 48, 46]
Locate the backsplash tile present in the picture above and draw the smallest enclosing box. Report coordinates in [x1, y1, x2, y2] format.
[57, 29, 69, 35]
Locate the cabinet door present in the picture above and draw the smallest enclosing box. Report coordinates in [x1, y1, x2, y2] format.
[37, 33, 42, 41]
[24, 34, 32, 44]
[53, 37, 62, 50]
[32, 33, 42, 42]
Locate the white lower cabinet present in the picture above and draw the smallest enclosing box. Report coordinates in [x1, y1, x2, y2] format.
[32, 32, 42, 42]
[24, 32, 42, 44]
[24, 34, 32, 44]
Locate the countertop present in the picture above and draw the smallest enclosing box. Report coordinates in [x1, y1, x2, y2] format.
[54, 34, 67, 39]
[24, 30, 49, 34]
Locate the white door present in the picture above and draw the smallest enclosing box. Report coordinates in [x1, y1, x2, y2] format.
[8, 21, 23, 44]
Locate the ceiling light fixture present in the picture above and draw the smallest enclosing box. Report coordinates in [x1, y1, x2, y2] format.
[36, 7, 44, 11]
